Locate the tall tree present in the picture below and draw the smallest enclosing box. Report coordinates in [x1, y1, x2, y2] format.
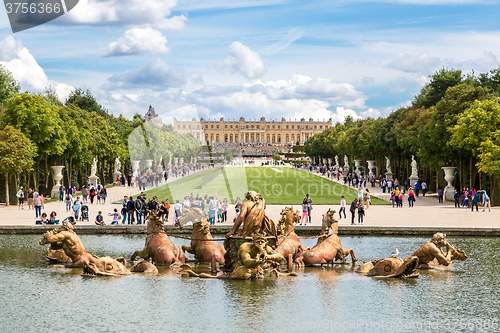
[3, 93, 67, 190]
[0, 65, 20, 105]
[0, 126, 36, 205]
[413, 68, 463, 109]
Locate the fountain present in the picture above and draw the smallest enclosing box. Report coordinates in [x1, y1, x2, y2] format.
[50, 166, 65, 198]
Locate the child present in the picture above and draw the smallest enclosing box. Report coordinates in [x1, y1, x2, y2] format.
[48, 211, 59, 224]
[121, 205, 128, 224]
[95, 211, 105, 225]
[36, 212, 48, 225]
[109, 208, 120, 225]
[300, 203, 308, 225]
[358, 202, 365, 225]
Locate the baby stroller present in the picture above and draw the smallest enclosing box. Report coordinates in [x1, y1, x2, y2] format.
[81, 205, 89, 222]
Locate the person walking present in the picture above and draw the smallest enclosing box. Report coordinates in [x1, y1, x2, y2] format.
[357, 201, 365, 225]
[421, 181, 427, 196]
[73, 196, 82, 220]
[300, 202, 308, 225]
[127, 196, 136, 224]
[303, 194, 312, 224]
[27, 188, 34, 210]
[438, 188, 443, 203]
[454, 189, 460, 208]
[364, 189, 371, 209]
[350, 198, 358, 225]
[481, 190, 491, 212]
[33, 192, 42, 218]
[64, 190, 73, 212]
[471, 191, 480, 212]
[16, 186, 25, 209]
[135, 196, 144, 224]
[100, 187, 107, 204]
[339, 196, 346, 219]
[408, 188, 416, 207]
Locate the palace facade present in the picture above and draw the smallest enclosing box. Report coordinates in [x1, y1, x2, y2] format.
[173, 117, 332, 144]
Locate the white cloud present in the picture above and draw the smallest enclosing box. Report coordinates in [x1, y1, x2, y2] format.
[183, 75, 367, 120]
[64, 0, 187, 29]
[0, 36, 73, 100]
[101, 28, 170, 57]
[102, 58, 186, 91]
[387, 53, 442, 74]
[220, 42, 267, 79]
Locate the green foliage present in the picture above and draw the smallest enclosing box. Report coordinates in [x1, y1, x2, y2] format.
[3, 93, 67, 158]
[413, 68, 463, 109]
[273, 154, 282, 161]
[66, 88, 108, 117]
[0, 65, 20, 106]
[0, 125, 35, 173]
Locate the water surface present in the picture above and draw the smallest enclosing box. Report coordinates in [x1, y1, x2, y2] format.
[0, 234, 498, 332]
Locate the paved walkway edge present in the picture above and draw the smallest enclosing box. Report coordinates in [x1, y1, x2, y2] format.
[3, 225, 500, 237]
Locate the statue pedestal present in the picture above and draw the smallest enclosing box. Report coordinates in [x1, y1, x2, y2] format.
[88, 175, 99, 187]
[113, 172, 122, 185]
[409, 175, 418, 187]
[385, 172, 393, 180]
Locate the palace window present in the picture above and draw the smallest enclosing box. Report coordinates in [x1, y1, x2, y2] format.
[272, 125, 275, 129]
[217, 125, 219, 129]
[319, 125, 322, 129]
[211, 125, 214, 129]
[225, 125, 227, 128]
[286, 125, 289, 129]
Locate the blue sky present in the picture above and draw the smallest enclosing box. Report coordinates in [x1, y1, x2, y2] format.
[1, 0, 500, 124]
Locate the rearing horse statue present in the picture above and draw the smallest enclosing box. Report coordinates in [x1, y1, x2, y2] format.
[293, 209, 357, 267]
[275, 206, 309, 261]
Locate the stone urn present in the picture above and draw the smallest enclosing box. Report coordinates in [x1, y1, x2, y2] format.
[174, 158, 179, 167]
[145, 159, 153, 173]
[51, 166, 65, 198]
[367, 160, 376, 177]
[131, 160, 140, 178]
[442, 167, 456, 201]
[354, 159, 361, 176]
[179, 158, 184, 166]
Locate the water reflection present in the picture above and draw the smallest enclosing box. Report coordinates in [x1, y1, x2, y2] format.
[1, 235, 499, 332]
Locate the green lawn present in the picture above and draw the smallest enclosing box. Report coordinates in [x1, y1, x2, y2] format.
[143, 167, 390, 205]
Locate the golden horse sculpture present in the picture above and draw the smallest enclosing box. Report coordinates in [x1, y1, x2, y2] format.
[177, 208, 226, 264]
[131, 211, 185, 267]
[275, 206, 309, 261]
[294, 209, 357, 267]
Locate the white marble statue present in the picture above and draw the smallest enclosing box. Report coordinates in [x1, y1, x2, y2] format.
[158, 156, 163, 171]
[411, 155, 418, 177]
[343, 155, 349, 169]
[91, 157, 98, 176]
[335, 155, 339, 167]
[114, 157, 121, 173]
[385, 156, 392, 174]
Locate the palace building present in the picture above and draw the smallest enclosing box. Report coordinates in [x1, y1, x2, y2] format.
[173, 117, 332, 145]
